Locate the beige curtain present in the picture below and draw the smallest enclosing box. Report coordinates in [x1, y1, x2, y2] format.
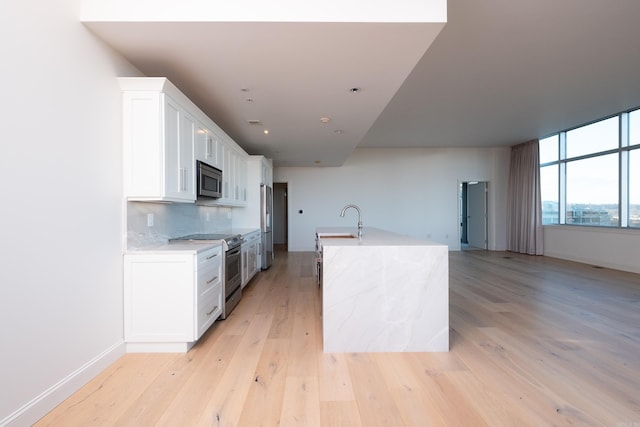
[507, 140, 543, 255]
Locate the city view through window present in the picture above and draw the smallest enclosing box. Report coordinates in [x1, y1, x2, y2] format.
[540, 110, 640, 228]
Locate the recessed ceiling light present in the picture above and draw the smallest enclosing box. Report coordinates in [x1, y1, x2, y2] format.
[264, 129, 269, 134]
[334, 129, 344, 134]
[320, 117, 331, 124]
[349, 87, 361, 93]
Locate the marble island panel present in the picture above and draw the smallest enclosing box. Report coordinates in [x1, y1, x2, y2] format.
[317, 227, 449, 353]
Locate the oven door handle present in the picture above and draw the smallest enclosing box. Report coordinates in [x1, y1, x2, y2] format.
[227, 246, 241, 257]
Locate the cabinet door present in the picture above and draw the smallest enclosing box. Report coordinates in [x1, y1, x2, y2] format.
[237, 155, 247, 203]
[261, 159, 273, 186]
[163, 96, 182, 199]
[195, 123, 219, 167]
[247, 242, 257, 278]
[163, 96, 195, 201]
[220, 143, 231, 201]
[124, 254, 195, 342]
[179, 109, 196, 199]
[197, 282, 222, 338]
[241, 244, 249, 288]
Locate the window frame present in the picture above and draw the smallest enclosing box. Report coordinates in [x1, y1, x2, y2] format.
[540, 109, 640, 229]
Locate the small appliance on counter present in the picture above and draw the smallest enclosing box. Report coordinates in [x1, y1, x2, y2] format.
[170, 233, 242, 318]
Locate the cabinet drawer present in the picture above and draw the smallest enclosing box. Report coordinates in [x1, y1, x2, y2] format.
[198, 246, 222, 265]
[197, 282, 222, 338]
[197, 246, 222, 294]
[198, 263, 221, 295]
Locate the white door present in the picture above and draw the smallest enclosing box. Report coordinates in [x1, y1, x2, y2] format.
[467, 182, 487, 249]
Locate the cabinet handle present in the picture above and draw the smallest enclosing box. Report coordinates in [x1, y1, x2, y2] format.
[207, 276, 219, 284]
[206, 306, 218, 316]
[179, 167, 188, 191]
[206, 253, 218, 260]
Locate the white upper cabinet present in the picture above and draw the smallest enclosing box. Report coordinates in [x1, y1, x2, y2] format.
[195, 122, 221, 169]
[261, 157, 273, 187]
[120, 78, 195, 202]
[211, 140, 247, 207]
[120, 77, 248, 206]
[231, 155, 272, 228]
[177, 107, 196, 198]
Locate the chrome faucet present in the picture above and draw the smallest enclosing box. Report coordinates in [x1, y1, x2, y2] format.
[340, 204, 363, 239]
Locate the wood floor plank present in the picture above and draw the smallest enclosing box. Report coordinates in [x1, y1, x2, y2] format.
[319, 401, 363, 427]
[150, 334, 242, 426]
[279, 376, 321, 427]
[194, 313, 273, 427]
[346, 352, 406, 427]
[317, 352, 356, 402]
[236, 338, 290, 427]
[285, 280, 320, 377]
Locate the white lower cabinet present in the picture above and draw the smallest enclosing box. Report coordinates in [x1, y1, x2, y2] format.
[241, 230, 261, 288]
[124, 245, 222, 352]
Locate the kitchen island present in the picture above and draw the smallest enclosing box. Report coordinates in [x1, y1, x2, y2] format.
[317, 227, 449, 352]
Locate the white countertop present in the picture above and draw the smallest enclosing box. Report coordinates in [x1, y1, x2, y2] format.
[231, 228, 261, 237]
[316, 227, 443, 247]
[125, 240, 222, 254]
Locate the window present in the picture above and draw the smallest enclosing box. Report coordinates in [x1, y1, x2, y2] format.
[540, 164, 558, 225]
[631, 149, 640, 227]
[540, 108, 640, 228]
[539, 135, 559, 163]
[566, 117, 618, 158]
[566, 154, 618, 225]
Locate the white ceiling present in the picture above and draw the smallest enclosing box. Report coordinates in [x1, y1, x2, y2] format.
[82, 1, 640, 167]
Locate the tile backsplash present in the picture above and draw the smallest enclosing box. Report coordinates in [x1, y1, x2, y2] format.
[127, 202, 232, 249]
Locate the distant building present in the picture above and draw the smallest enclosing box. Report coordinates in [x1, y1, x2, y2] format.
[567, 206, 613, 226]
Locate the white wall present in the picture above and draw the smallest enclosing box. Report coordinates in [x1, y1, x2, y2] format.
[544, 226, 640, 274]
[274, 147, 510, 252]
[0, 1, 140, 425]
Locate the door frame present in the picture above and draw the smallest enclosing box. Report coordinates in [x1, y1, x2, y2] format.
[273, 182, 288, 250]
[458, 180, 489, 250]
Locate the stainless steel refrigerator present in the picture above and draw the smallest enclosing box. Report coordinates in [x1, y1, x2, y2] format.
[260, 184, 274, 270]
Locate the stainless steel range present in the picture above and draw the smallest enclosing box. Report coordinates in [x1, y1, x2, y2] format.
[171, 233, 243, 319]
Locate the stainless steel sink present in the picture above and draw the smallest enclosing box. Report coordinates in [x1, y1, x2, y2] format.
[317, 232, 356, 239]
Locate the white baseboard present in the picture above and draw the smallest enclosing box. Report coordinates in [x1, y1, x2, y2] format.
[1, 340, 126, 427]
[544, 250, 640, 275]
[126, 341, 194, 353]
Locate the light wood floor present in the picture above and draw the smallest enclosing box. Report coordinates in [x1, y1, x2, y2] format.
[36, 250, 640, 426]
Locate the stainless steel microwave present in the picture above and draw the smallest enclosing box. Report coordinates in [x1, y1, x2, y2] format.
[196, 160, 223, 199]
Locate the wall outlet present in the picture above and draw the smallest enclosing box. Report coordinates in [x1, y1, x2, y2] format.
[205, 212, 210, 222]
[147, 213, 154, 227]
